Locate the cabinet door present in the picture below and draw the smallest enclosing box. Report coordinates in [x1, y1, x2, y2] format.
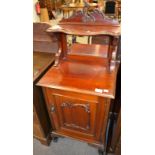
[44, 89, 109, 143]
[55, 95, 96, 136]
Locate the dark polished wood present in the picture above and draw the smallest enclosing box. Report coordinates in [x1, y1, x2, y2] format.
[37, 55, 120, 149]
[42, 87, 112, 148]
[68, 43, 109, 58]
[37, 59, 120, 150]
[46, 10, 120, 67]
[47, 22, 120, 36]
[33, 86, 52, 145]
[110, 109, 121, 155]
[33, 22, 58, 53]
[33, 52, 55, 82]
[37, 10, 121, 154]
[33, 52, 55, 145]
[48, 9, 120, 34]
[106, 63, 121, 153]
[37, 59, 119, 98]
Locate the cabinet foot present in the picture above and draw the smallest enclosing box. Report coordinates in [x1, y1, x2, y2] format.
[52, 137, 59, 143]
[34, 134, 52, 146]
[40, 140, 50, 146]
[98, 149, 106, 155]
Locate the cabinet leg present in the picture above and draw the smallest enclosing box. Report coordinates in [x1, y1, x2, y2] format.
[98, 149, 106, 155]
[52, 137, 59, 143]
[40, 140, 50, 146]
[98, 149, 103, 155]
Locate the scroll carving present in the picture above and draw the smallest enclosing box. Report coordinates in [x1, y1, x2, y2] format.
[61, 102, 90, 130]
[61, 102, 90, 113]
[61, 8, 119, 25]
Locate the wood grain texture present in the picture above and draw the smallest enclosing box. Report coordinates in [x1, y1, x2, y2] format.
[36, 9, 121, 153]
[47, 10, 120, 36]
[33, 52, 55, 145]
[47, 24, 120, 36]
[33, 52, 55, 82]
[33, 22, 58, 53]
[41, 87, 112, 149]
[37, 58, 119, 150]
[110, 109, 121, 154]
[37, 59, 119, 99]
[46, 10, 120, 67]
[68, 43, 109, 58]
[33, 85, 52, 145]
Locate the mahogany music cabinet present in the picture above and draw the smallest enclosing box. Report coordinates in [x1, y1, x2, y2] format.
[37, 9, 120, 154]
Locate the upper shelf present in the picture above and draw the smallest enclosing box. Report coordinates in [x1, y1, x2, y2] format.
[47, 9, 121, 36]
[68, 43, 108, 56]
[67, 43, 109, 63]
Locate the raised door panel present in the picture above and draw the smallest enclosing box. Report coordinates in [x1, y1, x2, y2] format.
[54, 95, 96, 136]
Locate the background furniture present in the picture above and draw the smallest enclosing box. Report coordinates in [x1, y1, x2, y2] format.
[33, 22, 58, 145]
[37, 10, 120, 154]
[60, 3, 98, 18]
[39, 0, 56, 19]
[40, 8, 50, 22]
[33, 22, 58, 53]
[104, 0, 121, 20]
[33, 52, 55, 145]
[106, 64, 121, 153]
[110, 109, 121, 155]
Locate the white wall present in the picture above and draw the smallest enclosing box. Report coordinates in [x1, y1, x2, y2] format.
[33, 0, 40, 22]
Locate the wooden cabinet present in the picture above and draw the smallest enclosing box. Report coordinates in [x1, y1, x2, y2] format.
[37, 9, 120, 154]
[33, 52, 55, 145]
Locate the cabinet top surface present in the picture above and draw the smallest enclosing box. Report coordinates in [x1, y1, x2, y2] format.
[37, 59, 119, 98]
[33, 52, 55, 82]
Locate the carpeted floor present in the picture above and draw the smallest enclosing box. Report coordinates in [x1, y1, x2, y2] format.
[33, 137, 114, 155]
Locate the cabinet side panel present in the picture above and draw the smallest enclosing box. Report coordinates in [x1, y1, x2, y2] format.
[42, 87, 61, 130]
[100, 98, 111, 144]
[33, 85, 51, 138]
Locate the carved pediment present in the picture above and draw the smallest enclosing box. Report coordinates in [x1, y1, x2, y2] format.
[60, 9, 119, 26]
[47, 8, 120, 36]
